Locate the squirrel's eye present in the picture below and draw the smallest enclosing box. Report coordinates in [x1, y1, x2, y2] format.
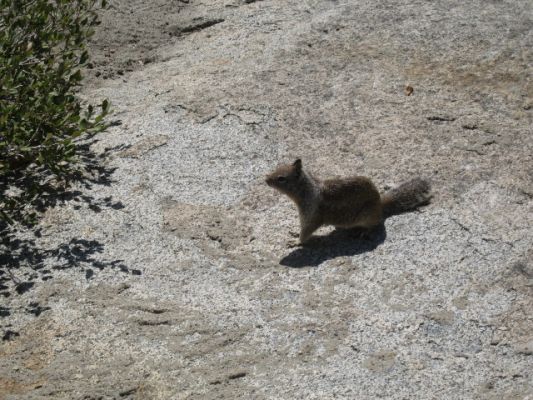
[277, 176, 287, 183]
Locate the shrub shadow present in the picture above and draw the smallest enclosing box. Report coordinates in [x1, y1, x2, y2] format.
[0, 130, 138, 338]
[0, 235, 134, 292]
[280, 225, 387, 268]
[0, 136, 128, 224]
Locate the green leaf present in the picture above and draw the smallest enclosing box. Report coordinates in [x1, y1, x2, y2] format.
[101, 99, 109, 112]
[80, 50, 89, 64]
[0, 0, 111, 224]
[69, 69, 82, 82]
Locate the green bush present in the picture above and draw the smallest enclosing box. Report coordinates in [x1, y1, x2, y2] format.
[0, 0, 109, 224]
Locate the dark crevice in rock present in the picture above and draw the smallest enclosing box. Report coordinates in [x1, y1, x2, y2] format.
[171, 18, 224, 36]
[119, 387, 138, 397]
[137, 307, 168, 314]
[136, 319, 171, 326]
[228, 371, 247, 380]
[427, 115, 456, 122]
[451, 218, 471, 233]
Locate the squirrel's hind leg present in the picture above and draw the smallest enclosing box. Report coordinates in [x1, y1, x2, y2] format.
[346, 203, 384, 230]
[335, 204, 383, 239]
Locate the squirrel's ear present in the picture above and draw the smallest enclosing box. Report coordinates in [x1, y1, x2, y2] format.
[293, 159, 302, 170]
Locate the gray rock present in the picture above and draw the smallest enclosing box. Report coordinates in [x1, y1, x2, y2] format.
[1, 0, 532, 399]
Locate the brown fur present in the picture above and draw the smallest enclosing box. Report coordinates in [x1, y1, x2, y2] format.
[266, 159, 431, 243]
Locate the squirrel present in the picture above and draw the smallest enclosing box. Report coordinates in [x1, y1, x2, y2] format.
[265, 159, 431, 244]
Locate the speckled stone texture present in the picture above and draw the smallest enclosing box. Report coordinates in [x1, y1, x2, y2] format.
[1, 0, 531, 399]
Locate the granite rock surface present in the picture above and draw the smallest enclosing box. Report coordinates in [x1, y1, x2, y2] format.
[1, 0, 532, 398]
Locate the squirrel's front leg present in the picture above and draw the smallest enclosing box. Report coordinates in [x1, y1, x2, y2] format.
[299, 218, 322, 244]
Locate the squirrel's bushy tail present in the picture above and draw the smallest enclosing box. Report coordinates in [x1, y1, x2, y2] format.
[381, 178, 432, 217]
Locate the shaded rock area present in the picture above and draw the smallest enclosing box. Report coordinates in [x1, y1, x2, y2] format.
[1, 0, 532, 399]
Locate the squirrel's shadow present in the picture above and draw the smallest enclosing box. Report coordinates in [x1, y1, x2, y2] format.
[279, 225, 386, 268]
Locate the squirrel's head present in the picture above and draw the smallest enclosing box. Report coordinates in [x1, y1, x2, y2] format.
[265, 159, 303, 195]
